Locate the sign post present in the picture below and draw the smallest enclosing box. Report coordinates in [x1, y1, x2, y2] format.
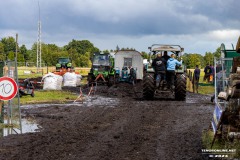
[0, 77, 18, 101]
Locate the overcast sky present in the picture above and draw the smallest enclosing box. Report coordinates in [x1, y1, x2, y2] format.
[0, 0, 240, 54]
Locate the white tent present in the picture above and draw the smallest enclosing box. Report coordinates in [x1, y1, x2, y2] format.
[114, 50, 143, 80]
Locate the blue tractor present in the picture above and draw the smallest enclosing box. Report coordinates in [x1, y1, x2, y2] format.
[115, 66, 137, 84]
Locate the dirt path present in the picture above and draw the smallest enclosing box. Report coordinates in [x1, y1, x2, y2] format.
[0, 83, 214, 160]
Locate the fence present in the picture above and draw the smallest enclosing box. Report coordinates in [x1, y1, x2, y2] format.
[0, 60, 22, 137]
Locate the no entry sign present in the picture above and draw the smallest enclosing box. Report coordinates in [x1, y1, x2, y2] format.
[0, 77, 18, 101]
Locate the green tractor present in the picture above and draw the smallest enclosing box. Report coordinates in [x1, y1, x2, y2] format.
[88, 52, 116, 86]
[54, 57, 73, 76]
[143, 44, 186, 100]
[56, 57, 72, 70]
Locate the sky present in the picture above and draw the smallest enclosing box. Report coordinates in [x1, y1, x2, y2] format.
[0, 0, 240, 55]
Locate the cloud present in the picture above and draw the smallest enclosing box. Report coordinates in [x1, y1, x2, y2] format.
[0, 0, 240, 54]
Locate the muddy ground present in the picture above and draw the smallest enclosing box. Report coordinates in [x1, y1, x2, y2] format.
[0, 82, 214, 160]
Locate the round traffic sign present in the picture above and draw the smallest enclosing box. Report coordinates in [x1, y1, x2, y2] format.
[0, 77, 18, 101]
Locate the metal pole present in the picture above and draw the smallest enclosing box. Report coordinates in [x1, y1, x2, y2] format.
[15, 34, 22, 133]
[214, 58, 217, 103]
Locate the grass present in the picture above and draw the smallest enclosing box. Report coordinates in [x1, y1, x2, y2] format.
[17, 90, 78, 105]
[187, 69, 214, 95]
[202, 129, 240, 158]
[17, 66, 90, 79]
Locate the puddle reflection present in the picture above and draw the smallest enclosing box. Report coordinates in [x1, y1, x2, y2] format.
[0, 118, 40, 137]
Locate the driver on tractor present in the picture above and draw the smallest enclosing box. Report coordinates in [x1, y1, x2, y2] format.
[152, 53, 167, 89]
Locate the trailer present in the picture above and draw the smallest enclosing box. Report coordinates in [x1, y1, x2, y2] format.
[114, 50, 143, 82]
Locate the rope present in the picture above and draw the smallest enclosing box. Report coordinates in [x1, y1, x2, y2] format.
[73, 82, 98, 103]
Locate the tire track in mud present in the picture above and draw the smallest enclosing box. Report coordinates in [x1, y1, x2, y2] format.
[155, 102, 213, 160]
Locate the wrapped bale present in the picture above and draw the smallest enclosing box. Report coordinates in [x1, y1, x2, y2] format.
[42, 72, 63, 90]
[63, 72, 82, 87]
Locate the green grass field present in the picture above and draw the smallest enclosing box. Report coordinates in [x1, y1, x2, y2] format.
[187, 69, 214, 95]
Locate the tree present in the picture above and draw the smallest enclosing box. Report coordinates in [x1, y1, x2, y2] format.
[213, 47, 221, 59]
[0, 42, 5, 61]
[141, 51, 149, 59]
[64, 39, 99, 55]
[102, 50, 110, 54]
[116, 45, 120, 51]
[182, 53, 205, 69]
[1, 37, 17, 60]
[7, 51, 15, 61]
[188, 54, 203, 68]
[19, 45, 30, 65]
[204, 52, 214, 66]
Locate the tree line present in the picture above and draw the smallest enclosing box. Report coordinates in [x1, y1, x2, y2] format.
[0, 36, 221, 68]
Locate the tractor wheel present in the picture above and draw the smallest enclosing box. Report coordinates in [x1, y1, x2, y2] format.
[115, 74, 120, 84]
[108, 75, 115, 87]
[175, 74, 186, 101]
[143, 73, 155, 100]
[88, 73, 94, 86]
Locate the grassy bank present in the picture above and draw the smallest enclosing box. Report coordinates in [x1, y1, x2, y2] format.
[18, 90, 78, 105]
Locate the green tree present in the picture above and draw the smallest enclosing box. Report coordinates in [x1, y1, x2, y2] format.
[141, 51, 149, 59]
[182, 53, 204, 69]
[78, 52, 91, 67]
[64, 39, 99, 56]
[0, 42, 5, 61]
[188, 54, 203, 68]
[1, 37, 17, 60]
[213, 47, 221, 59]
[19, 45, 30, 65]
[204, 52, 214, 66]
[102, 50, 110, 54]
[64, 39, 100, 66]
[7, 51, 15, 60]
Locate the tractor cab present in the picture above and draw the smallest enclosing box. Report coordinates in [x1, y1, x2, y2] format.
[56, 57, 72, 70]
[88, 52, 116, 86]
[54, 57, 74, 76]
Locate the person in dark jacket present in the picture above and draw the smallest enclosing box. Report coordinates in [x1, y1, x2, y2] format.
[193, 65, 200, 93]
[162, 51, 170, 62]
[167, 54, 182, 89]
[203, 64, 212, 82]
[152, 53, 167, 88]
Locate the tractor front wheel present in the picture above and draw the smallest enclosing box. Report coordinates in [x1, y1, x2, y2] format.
[108, 75, 115, 87]
[88, 73, 95, 86]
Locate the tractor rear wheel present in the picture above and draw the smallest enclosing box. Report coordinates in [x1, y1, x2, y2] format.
[175, 74, 186, 101]
[143, 73, 155, 100]
[88, 73, 94, 86]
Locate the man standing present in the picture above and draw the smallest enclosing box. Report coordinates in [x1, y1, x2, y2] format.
[167, 54, 182, 90]
[162, 51, 170, 62]
[152, 53, 167, 88]
[203, 64, 212, 82]
[193, 65, 200, 93]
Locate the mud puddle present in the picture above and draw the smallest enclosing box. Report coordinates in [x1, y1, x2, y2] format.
[0, 118, 40, 137]
[21, 96, 120, 109]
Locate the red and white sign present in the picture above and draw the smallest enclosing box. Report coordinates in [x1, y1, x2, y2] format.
[0, 77, 18, 101]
